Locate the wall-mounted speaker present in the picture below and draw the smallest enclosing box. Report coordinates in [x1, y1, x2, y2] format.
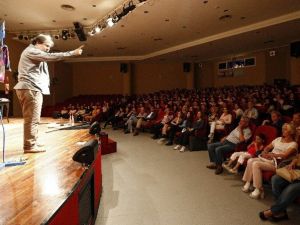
[120, 63, 128, 73]
[290, 41, 300, 58]
[183, 63, 191, 72]
[72, 139, 98, 165]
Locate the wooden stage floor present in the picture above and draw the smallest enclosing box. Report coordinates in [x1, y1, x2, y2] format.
[0, 118, 95, 225]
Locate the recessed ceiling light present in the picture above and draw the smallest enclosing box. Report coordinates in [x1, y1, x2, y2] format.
[61, 4, 75, 11]
[144, 10, 149, 13]
[165, 18, 170, 22]
[92, 5, 96, 7]
[52, 20, 56, 22]
[203, 1, 208, 4]
[19, 22, 24, 25]
[223, 9, 229, 12]
[121, 24, 125, 27]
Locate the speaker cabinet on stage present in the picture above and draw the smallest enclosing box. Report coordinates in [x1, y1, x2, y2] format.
[120, 63, 128, 73]
[291, 41, 300, 57]
[99, 132, 108, 145]
[89, 122, 101, 135]
[72, 139, 98, 165]
[183, 63, 191, 72]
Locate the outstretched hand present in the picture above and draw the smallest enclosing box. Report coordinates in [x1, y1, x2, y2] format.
[73, 45, 84, 56]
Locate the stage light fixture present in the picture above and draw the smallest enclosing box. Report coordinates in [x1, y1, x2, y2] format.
[95, 25, 101, 33]
[107, 17, 114, 27]
[112, 12, 121, 23]
[61, 30, 69, 40]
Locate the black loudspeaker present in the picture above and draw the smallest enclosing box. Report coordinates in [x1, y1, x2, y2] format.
[89, 121, 101, 135]
[72, 139, 98, 165]
[73, 22, 87, 42]
[120, 63, 128, 73]
[290, 41, 300, 57]
[183, 63, 191, 72]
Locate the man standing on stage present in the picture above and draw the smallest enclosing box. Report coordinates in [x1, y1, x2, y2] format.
[14, 34, 84, 153]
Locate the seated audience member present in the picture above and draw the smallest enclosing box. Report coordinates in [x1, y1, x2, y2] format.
[207, 106, 219, 140]
[134, 106, 157, 135]
[84, 105, 101, 123]
[174, 111, 206, 152]
[208, 107, 232, 143]
[110, 107, 125, 129]
[151, 108, 173, 139]
[242, 123, 298, 199]
[124, 107, 137, 133]
[68, 105, 77, 117]
[262, 110, 284, 135]
[243, 101, 259, 121]
[165, 111, 185, 145]
[206, 116, 252, 175]
[61, 106, 69, 119]
[74, 105, 86, 122]
[291, 112, 300, 143]
[259, 153, 300, 222]
[173, 111, 194, 150]
[233, 103, 243, 119]
[132, 107, 147, 136]
[223, 133, 266, 174]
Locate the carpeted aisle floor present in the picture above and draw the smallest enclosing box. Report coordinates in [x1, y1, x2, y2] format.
[95, 128, 300, 225]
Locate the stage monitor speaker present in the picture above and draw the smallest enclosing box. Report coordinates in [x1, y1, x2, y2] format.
[89, 122, 101, 135]
[120, 63, 128, 73]
[73, 22, 87, 42]
[72, 139, 98, 165]
[290, 41, 300, 57]
[183, 63, 191, 72]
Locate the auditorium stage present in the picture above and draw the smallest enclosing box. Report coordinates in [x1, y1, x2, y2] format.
[0, 118, 102, 225]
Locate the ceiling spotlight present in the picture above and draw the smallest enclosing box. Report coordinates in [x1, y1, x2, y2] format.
[121, 1, 136, 17]
[107, 17, 114, 27]
[112, 12, 121, 23]
[54, 34, 60, 39]
[61, 30, 69, 40]
[95, 25, 101, 33]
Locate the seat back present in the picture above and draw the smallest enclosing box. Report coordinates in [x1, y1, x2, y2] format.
[253, 125, 278, 145]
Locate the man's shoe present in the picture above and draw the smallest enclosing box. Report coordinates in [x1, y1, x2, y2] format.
[206, 163, 217, 169]
[215, 165, 223, 175]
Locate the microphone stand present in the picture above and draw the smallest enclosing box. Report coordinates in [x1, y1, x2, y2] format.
[0, 110, 26, 170]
